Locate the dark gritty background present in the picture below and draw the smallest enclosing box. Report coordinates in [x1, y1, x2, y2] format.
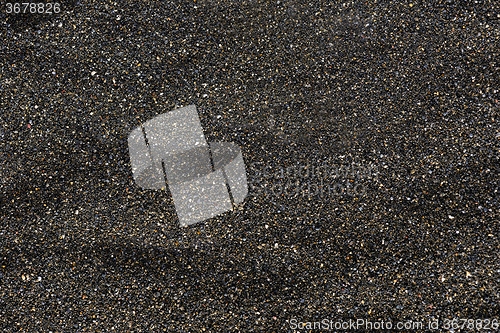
[1, 0, 499, 331]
